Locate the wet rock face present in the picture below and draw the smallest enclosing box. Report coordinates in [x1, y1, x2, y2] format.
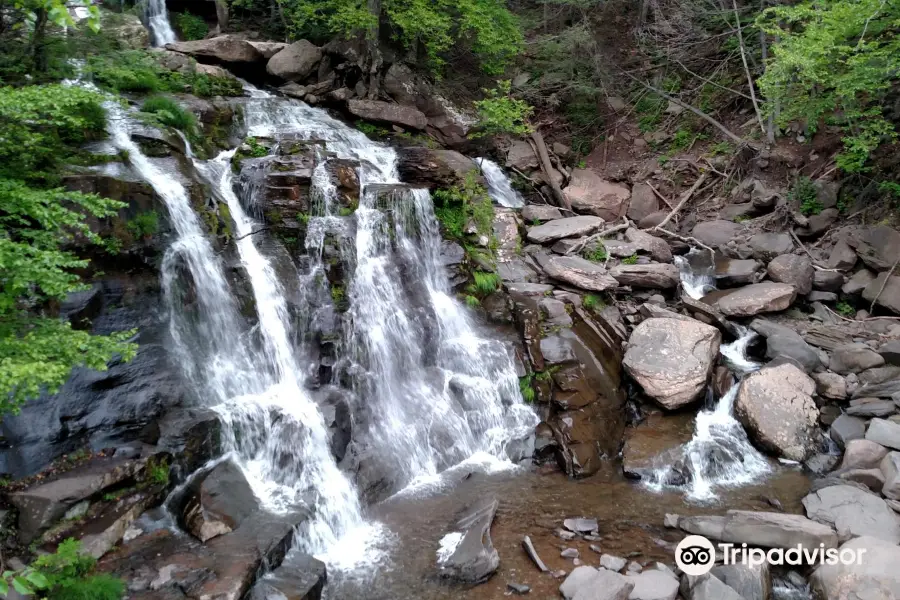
[623, 318, 721, 410]
[396, 147, 480, 189]
[734, 363, 820, 461]
[437, 497, 500, 584]
[181, 460, 259, 542]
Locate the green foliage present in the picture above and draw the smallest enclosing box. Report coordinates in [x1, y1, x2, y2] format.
[622, 254, 639, 265]
[583, 243, 607, 263]
[789, 177, 822, 215]
[49, 574, 125, 600]
[472, 80, 533, 138]
[331, 285, 346, 304]
[709, 141, 734, 157]
[146, 460, 170, 486]
[518, 374, 535, 403]
[835, 301, 855, 317]
[174, 12, 208, 41]
[880, 181, 900, 200]
[464, 294, 481, 308]
[354, 121, 388, 138]
[758, 0, 900, 172]
[472, 271, 500, 295]
[84, 51, 242, 97]
[583, 294, 605, 312]
[635, 93, 665, 133]
[433, 172, 494, 240]
[141, 96, 198, 134]
[126, 212, 159, 239]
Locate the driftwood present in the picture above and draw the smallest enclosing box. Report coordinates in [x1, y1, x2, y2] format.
[650, 171, 710, 232]
[564, 219, 632, 256]
[530, 130, 570, 210]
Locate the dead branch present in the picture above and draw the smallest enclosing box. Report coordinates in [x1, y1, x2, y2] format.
[646, 181, 676, 210]
[654, 227, 716, 256]
[564, 219, 632, 256]
[531, 130, 570, 211]
[650, 171, 711, 232]
[732, 0, 766, 136]
[234, 227, 270, 242]
[870, 256, 900, 313]
[788, 228, 825, 268]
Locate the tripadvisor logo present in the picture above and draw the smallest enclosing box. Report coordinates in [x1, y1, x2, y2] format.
[675, 535, 867, 576]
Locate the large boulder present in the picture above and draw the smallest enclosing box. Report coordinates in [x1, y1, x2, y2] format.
[691, 220, 742, 247]
[382, 62, 419, 105]
[437, 497, 499, 584]
[563, 169, 630, 221]
[767, 254, 814, 295]
[627, 183, 660, 222]
[181, 460, 259, 542]
[863, 273, 900, 314]
[625, 569, 679, 600]
[734, 363, 820, 461]
[266, 39, 323, 81]
[838, 439, 889, 471]
[623, 318, 720, 409]
[810, 536, 900, 600]
[830, 343, 885, 374]
[748, 232, 793, 262]
[850, 225, 900, 271]
[830, 414, 865, 449]
[247, 41, 289, 59]
[560, 566, 634, 600]
[624, 228, 673, 262]
[526, 216, 605, 244]
[802, 485, 900, 543]
[610, 264, 680, 289]
[675, 510, 838, 549]
[347, 99, 428, 130]
[715, 282, 797, 317]
[396, 147, 479, 189]
[538, 255, 619, 292]
[750, 319, 822, 372]
[506, 140, 539, 170]
[166, 36, 263, 64]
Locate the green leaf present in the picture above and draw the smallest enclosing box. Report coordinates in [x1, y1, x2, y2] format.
[11, 576, 33, 595]
[24, 570, 49, 589]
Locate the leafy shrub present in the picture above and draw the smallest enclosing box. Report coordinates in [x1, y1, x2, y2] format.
[1, 539, 125, 599]
[141, 96, 197, 133]
[472, 80, 533, 138]
[126, 212, 159, 239]
[472, 271, 500, 295]
[464, 294, 481, 308]
[433, 172, 494, 240]
[835, 301, 855, 317]
[583, 243, 607, 263]
[174, 12, 208, 41]
[622, 254, 639, 265]
[84, 51, 241, 97]
[51, 574, 126, 600]
[789, 177, 822, 215]
[583, 294, 605, 311]
[519, 374, 535, 403]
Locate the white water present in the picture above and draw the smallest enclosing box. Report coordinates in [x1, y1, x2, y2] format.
[145, 0, 176, 47]
[476, 157, 524, 208]
[675, 249, 716, 299]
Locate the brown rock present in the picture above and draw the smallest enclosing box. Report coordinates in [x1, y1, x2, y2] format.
[715, 282, 797, 317]
[348, 99, 428, 130]
[563, 169, 630, 221]
[767, 254, 814, 295]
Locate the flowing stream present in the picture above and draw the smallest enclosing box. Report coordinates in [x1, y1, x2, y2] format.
[145, 0, 176, 47]
[105, 85, 535, 572]
[477, 157, 525, 208]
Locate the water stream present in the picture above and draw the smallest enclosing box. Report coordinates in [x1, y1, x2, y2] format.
[145, 0, 176, 47]
[477, 157, 524, 208]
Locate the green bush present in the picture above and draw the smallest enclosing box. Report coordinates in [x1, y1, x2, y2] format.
[789, 177, 822, 215]
[126, 211, 159, 239]
[1, 539, 125, 599]
[583, 294, 605, 311]
[472, 271, 500, 295]
[174, 12, 208, 41]
[518, 374, 535, 403]
[141, 96, 197, 133]
[472, 80, 533, 138]
[583, 243, 607, 263]
[51, 574, 126, 600]
[433, 172, 494, 240]
[84, 51, 241, 97]
[622, 254, 638, 265]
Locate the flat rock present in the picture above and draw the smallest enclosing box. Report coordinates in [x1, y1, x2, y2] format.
[829, 414, 865, 449]
[248, 551, 326, 600]
[842, 269, 876, 295]
[347, 99, 427, 130]
[813, 372, 848, 400]
[437, 497, 499, 583]
[691, 220, 743, 247]
[748, 232, 793, 262]
[564, 517, 599, 533]
[865, 418, 900, 450]
[830, 343, 885, 374]
[166, 36, 263, 63]
[810, 536, 900, 600]
[522, 204, 562, 222]
[767, 254, 814, 295]
[720, 510, 838, 549]
[609, 264, 680, 289]
[862, 273, 900, 314]
[715, 282, 797, 317]
[625, 228, 673, 263]
[881, 452, 900, 500]
[625, 569, 679, 600]
[846, 399, 896, 418]
[563, 170, 630, 221]
[715, 257, 761, 286]
[560, 566, 634, 600]
[802, 484, 900, 543]
[623, 318, 721, 409]
[539, 255, 619, 292]
[838, 439, 889, 471]
[851, 225, 900, 271]
[735, 363, 820, 461]
[526, 216, 605, 244]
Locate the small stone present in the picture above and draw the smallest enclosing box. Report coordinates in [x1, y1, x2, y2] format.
[561, 548, 579, 559]
[553, 569, 568, 579]
[664, 514, 680, 528]
[600, 554, 627, 572]
[590, 544, 603, 554]
[507, 582, 531, 595]
[564, 517, 599, 533]
[573, 558, 583, 566]
[627, 561, 643, 573]
[558, 529, 577, 541]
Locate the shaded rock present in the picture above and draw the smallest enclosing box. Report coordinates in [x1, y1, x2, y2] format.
[522, 204, 562, 222]
[157, 408, 223, 475]
[720, 510, 838, 549]
[767, 254, 814, 295]
[879, 340, 900, 365]
[681, 574, 745, 600]
[828, 239, 858, 271]
[625, 228, 673, 263]
[348, 99, 427, 130]
[881, 452, 900, 500]
[802, 484, 900, 543]
[838, 468, 885, 492]
[830, 343, 885, 374]
[810, 536, 900, 600]
[527, 216, 605, 244]
[266, 40, 323, 82]
[814, 372, 847, 400]
[839, 439, 889, 471]
[735, 363, 820, 461]
[638, 211, 668, 229]
[867, 418, 900, 450]
[248, 552, 325, 600]
[715, 282, 797, 317]
[862, 273, 900, 314]
[751, 319, 822, 372]
[710, 563, 770, 600]
[623, 318, 720, 409]
[715, 257, 761, 286]
[842, 269, 876, 295]
[610, 264, 680, 289]
[166, 36, 263, 63]
[182, 460, 258, 542]
[507, 141, 539, 170]
[600, 555, 627, 572]
[813, 270, 845, 292]
[850, 225, 900, 271]
[538, 255, 619, 292]
[437, 497, 499, 584]
[382, 62, 419, 105]
[845, 399, 896, 418]
[830, 414, 865, 449]
[396, 147, 479, 189]
[797, 208, 839, 237]
[564, 170, 630, 221]
[808, 291, 838, 303]
[627, 183, 659, 222]
[691, 220, 742, 248]
[748, 232, 793, 262]
[246, 41, 288, 59]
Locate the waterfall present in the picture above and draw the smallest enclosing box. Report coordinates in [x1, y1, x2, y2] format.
[675, 249, 716, 299]
[145, 0, 176, 47]
[476, 157, 524, 208]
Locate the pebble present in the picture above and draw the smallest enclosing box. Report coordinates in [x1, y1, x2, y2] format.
[583, 534, 601, 541]
[600, 554, 627, 572]
[561, 548, 579, 559]
[589, 544, 602, 554]
[563, 517, 598, 533]
[627, 561, 643, 573]
[507, 582, 531, 595]
[552, 569, 568, 579]
[557, 529, 577, 541]
[573, 558, 583, 566]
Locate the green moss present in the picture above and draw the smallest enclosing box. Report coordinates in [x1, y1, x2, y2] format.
[583, 242, 607, 263]
[125, 211, 159, 239]
[472, 271, 500, 295]
[622, 254, 639, 265]
[433, 172, 494, 242]
[583, 294, 606, 311]
[519, 374, 535, 403]
[835, 301, 855, 317]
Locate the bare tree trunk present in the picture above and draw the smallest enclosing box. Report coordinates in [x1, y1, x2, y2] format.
[531, 130, 570, 210]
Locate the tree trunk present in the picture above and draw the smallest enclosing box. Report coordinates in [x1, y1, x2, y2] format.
[531, 130, 570, 210]
[30, 8, 49, 74]
[365, 0, 383, 99]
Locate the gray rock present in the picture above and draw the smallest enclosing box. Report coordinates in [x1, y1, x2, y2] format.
[808, 290, 838, 302]
[347, 99, 427, 130]
[539, 255, 619, 292]
[248, 552, 326, 600]
[564, 517, 599, 533]
[768, 254, 814, 295]
[437, 497, 500, 583]
[837, 468, 885, 492]
[166, 36, 264, 63]
[830, 414, 865, 448]
[182, 459, 259, 542]
[717, 510, 838, 549]
[865, 418, 900, 450]
[507, 140, 539, 170]
[880, 452, 900, 500]
[751, 319, 822, 372]
[627, 561, 642, 574]
[830, 343, 885, 374]
[610, 264, 680, 289]
[522, 535, 548, 572]
[807, 453, 840, 475]
[813, 270, 845, 292]
[526, 216, 606, 244]
[748, 232, 793, 262]
[879, 340, 900, 365]
[842, 269, 876, 295]
[265, 39, 322, 80]
[802, 484, 900, 543]
[562, 548, 580, 558]
[827, 239, 858, 270]
[600, 554, 627, 572]
[247, 41, 289, 59]
[627, 183, 660, 222]
[560, 566, 634, 600]
[863, 273, 900, 315]
[563, 170, 630, 221]
[797, 208, 839, 237]
[810, 536, 900, 600]
[814, 372, 848, 400]
[623, 318, 721, 409]
[846, 399, 896, 418]
[679, 515, 726, 539]
[507, 582, 531, 595]
[691, 220, 743, 248]
[625, 228, 673, 263]
[715, 258, 761, 286]
[625, 570, 679, 600]
[710, 563, 770, 600]
[838, 439, 889, 471]
[522, 204, 563, 222]
[850, 225, 900, 271]
[681, 574, 746, 600]
[735, 363, 820, 461]
[716, 282, 797, 317]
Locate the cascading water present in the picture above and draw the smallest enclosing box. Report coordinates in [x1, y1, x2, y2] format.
[675, 249, 716, 299]
[476, 157, 524, 208]
[145, 0, 176, 47]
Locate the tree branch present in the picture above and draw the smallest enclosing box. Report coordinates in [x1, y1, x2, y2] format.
[732, 0, 766, 136]
[650, 171, 711, 232]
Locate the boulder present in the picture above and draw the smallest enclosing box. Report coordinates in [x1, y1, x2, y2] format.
[814, 372, 848, 400]
[624, 228, 673, 263]
[748, 232, 793, 262]
[710, 563, 769, 600]
[839, 439, 889, 471]
[797, 208, 839, 237]
[767, 254, 814, 295]
[867, 418, 900, 450]
[437, 497, 499, 584]
[850, 225, 900, 271]
[735, 363, 820, 461]
[828, 239, 858, 271]
[181, 460, 258, 542]
[842, 269, 876, 295]
[609, 264, 680, 289]
[265, 40, 322, 81]
[522, 204, 562, 222]
[507, 140, 539, 170]
[248, 552, 326, 600]
[347, 99, 427, 130]
[627, 183, 659, 222]
[538, 255, 619, 292]
[813, 270, 845, 292]
[564, 169, 630, 221]
[166, 36, 263, 64]
[838, 467, 885, 492]
[623, 318, 721, 409]
[247, 41, 289, 59]
[691, 220, 742, 248]
[715, 282, 797, 317]
[810, 536, 900, 600]
[526, 216, 606, 244]
[560, 566, 634, 600]
[396, 147, 479, 189]
[715, 258, 761, 286]
[625, 569, 679, 600]
[802, 484, 900, 543]
[720, 510, 838, 549]
[830, 414, 865, 449]
[382, 62, 419, 105]
[862, 273, 900, 314]
[879, 340, 900, 365]
[750, 319, 822, 372]
[830, 343, 885, 375]
[881, 452, 900, 500]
